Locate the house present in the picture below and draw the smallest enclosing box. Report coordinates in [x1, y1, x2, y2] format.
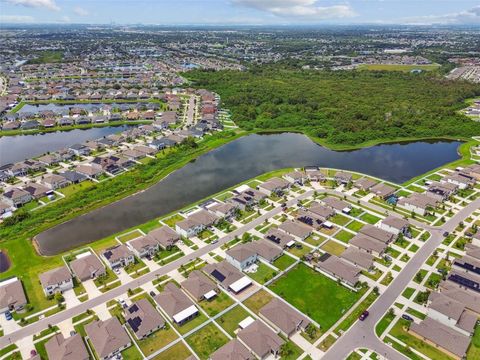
[379, 216, 409, 236]
[250, 239, 283, 263]
[125, 299, 165, 340]
[305, 168, 325, 182]
[359, 225, 394, 244]
[23, 182, 52, 199]
[45, 333, 89, 360]
[442, 173, 475, 190]
[237, 319, 284, 359]
[70, 253, 106, 282]
[334, 171, 352, 184]
[42, 174, 70, 190]
[75, 164, 103, 179]
[278, 220, 312, 241]
[149, 138, 176, 150]
[0, 277, 27, 313]
[284, 171, 306, 185]
[314, 253, 360, 288]
[85, 318, 131, 360]
[3, 187, 32, 207]
[307, 203, 336, 221]
[259, 298, 310, 337]
[350, 234, 387, 257]
[207, 202, 238, 219]
[7, 163, 29, 177]
[204, 261, 253, 294]
[322, 196, 351, 213]
[210, 339, 253, 360]
[409, 317, 470, 360]
[398, 193, 439, 216]
[154, 282, 198, 325]
[265, 228, 296, 248]
[257, 177, 290, 196]
[427, 292, 477, 336]
[102, 244, 135, 269]
[60, 171, 87, 184]
[226, 243, 258, 270]
[175, 217, 204, 238]
[428, 181, 458, 199]
[439, 279, 480, 316]
[37, 154, 62, 167]
[230, 187, 266, 210]
[128, 235, 160, 258]
[148, 226, 181, 249]
[39, 266, 73, 296]
[68, 144, 91, 156]
[369, 183, 396, 199]
[181, 270, 218, 301]
[296, 209, 324, 230]
[340, 247, 374, 271]
[354, 177, 377, 191]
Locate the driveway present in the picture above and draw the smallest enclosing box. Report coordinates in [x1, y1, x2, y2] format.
[63, 289, 80, 309]
[116, 268, 133, 284]
[0, 313, 20, 335]
[83, 279, 101, 299]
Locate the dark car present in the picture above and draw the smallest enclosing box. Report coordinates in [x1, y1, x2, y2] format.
[359, 310, 369, 321]
[443, 231, 449, 237]
[402, 314, 414, 322]
[149, 291, 156, 297]
[5, 311, 12, 321]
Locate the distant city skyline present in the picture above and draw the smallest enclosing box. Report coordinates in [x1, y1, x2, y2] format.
[0, 0, 480, 26]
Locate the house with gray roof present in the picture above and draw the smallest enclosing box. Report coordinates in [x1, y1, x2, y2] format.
[102, 244, 135, 269]
[85, 318, 131, 360]
[226, 243, 258, 270]
[340, 247, 374, 271]
[203, 261, 252, 294]
[259, 298, 310, 337]
[350, 234, 388, 257]
[251, 239, 283, 263]
[265, 228, 296, 248]
[148, 226, 180, 249]
[379, 216, 409, 235]
[210, 339, 253, 360]
[0, 277, 27, 313]
[128, 235, 160, 258]
[39, 266, 73, 296]
[370, 183, 396, 199]
[125, 298, 165, 340]
[315, 254, 360, 288]
[237, 319, 284, 359]
[181, 270, 217, 301]
[359, 224, 394, 244]
[278, 220, 311, 241]
[70, 253, 106, 282]
[154, 282, 198, 325]
[45, 333, 89, 360]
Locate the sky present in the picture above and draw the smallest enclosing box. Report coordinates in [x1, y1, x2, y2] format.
[1, 0, 480, 26]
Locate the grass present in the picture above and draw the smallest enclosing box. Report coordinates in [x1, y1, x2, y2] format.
[174, 312, 208, 335]
[375, 311, 395, 337]
[243, 289, 273, 314]
[136, 325, 178, 356]
[346, 220, 364, 232]
[272, 254, 296, 270]
[280, 339, 303, 360]
[335, 230, 355, 243]
[199, 291, 234, 316]
[359, 213, 381, 224]
[247, 262, 278, 284]
[389, 319, 454, 360]
[185, 323, 229, 360]
[287, 244, 312, 258]
[117, 229, 143, 242]
[151, 342, 192, 360]
[357, 63, 441, 72]
[162, 214, 184, 228]
[425, 273, 443, 290]
[217, 305, 251, 336]
[467, 325, 480, 359]
[335, 291, 378, 334]
[121, 345, 143, 360]
[318, 334, 336, 351]
[320, 240, 346, 256]
[402, 287, 415, 299]
[269, 264, 361, 331]
[406, 307, 426, 320]
[331, 214, 350, 226]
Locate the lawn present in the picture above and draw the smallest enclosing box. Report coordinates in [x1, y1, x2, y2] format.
[247, 262, 278, 284]
[287, 244, 313, 258]
[467, 325, 480, 359]
[243, 289, 273, 314]
[217, 305, 251, 336]
[375, 311, 395, 337]
[402, 287, 415, 299]
[174, 312, 208, 335]
[136, 325, 178, 356]
[359, 213, 381, 224]
[335, 230, 355, 243]
[162, 214, 184, 228]
[199, 291, 234, 316]
[320, 240, 346, 256]
[121, 345, 143, 360]
[117, 229, 143, 242]
[334, 291, 377, 334]
[346, 220, 364, 232]
[272, 254, 297, 271]
[57, 180, 95, 197]
[358, 63, 441, 72]
[269, 264, 361, 330]
[185, 323, 229, 360]
[331, 214, 350, 226]
[389, 319, 454, 360]
[151, 342, 192, 360]
[304, 234, 326, 246]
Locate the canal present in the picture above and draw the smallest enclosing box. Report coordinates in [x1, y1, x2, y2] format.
[35, 133, 462, 255]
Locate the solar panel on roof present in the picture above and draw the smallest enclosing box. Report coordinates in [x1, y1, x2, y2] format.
[128, 304, 139, 313]
[127, 316, 142, 332]
[211, 269, 225, 282]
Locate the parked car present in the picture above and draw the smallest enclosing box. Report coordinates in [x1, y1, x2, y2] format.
[5, 311, 12, 321]
[118, 299, 127, 308]
[402, 314, 414, 322]
[114, 267, 121, 275]
[359, 310, 369, 321]
[149, 291, 156, 297]
[443, 231, 449, 237]
[30, 350, 37, 357]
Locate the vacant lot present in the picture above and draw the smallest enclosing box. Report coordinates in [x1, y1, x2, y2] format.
[269, 264, 361, 330]
[185, 323, 228, 360]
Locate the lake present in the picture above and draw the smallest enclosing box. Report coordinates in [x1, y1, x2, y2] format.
[35, 133, 461, 255]
[0, 125, 132, 166]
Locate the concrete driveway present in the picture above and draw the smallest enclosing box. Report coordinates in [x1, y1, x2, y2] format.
[63, 289, 80, 309]
[83, 279, 101, 299]
[0, 312, 20, 335]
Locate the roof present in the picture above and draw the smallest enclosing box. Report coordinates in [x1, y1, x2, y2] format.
[354, 177, 377, 190]
[439, 281, 480, 314]
[210, 339, 252, 360]
[251, 239, 283, 262]
[154, 282, 195, 319]
[259, 298, 310, 335]
[148, 226, 180, 248]
[237, 319, 284, 358]
[129, 235, 159, 252]
[85, 318, 131, 359]
[350, 234, 387, 254]
[307, 203, 336, 220]
[102, 244, 133, 263]
[204, 261, 245, 288]
[265, 228, 296, 248]
[278, 220, 311, 239]
[0, 278, 27, 309]
[340, 247, 374, 269]
[316, 254, 360, 285]
[181, 270, 217, 300]
[409, 317, 470, 358]
[370, 183, 396, 198]
[188, 209, 219, 226]
[428, 292, 465, 321]
[258, 177, 289, 192]
[381, 216, 409, 230]
[359, 225, 394, 244]
[39, 266, 71, 288]
[70, 254, 105, 281]
[226, 243, 257, 263]
[45, 333, 89, 360]
[322, 196, 350, 211]
[125, 298, 165, 339]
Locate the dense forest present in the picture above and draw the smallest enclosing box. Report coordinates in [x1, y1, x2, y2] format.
[187, 66, 480, 146]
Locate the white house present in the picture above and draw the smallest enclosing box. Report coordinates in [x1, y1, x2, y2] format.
[39, 266, 73, 296]
[225, 244, 258, 270]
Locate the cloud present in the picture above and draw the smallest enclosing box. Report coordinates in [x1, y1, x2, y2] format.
[5, 0, 59, 11]
[0, 14, 34, 22]
[61, 15, 71, 22]
[401, 5, 480, 25]
[73, 6, 89, 16]
[233, 0, 356, 20]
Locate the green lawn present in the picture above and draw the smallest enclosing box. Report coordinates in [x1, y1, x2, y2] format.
[287, 244, 313, 258]
[272, 254, 297, 270]
[174, 312, 208, 335]
[269, 264, 361, 330]
[359, 213, 381, 224]
[467, 325, 480, 359]
[151, 342, 192, 360]
[331, 214, 350, 226]
[320, 240, 346, 256]
[402, 287, 415, 299]
[375, 311, 395, 337]
[121, 345, 143, 360]
[117, 229, 143, 242]
[136, 325, 178, 356]
[346, 220, 365, 232]
[185, 323, 229, 360]
[335, 230, 355, 243]
[247, 262, 278, 284]
[335, 291, 377, 334]
[199, 291, 234, 316]
[243, 289, 273, 314]
[217, 305, 251, 336]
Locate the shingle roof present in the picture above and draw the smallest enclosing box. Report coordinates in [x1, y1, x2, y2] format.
[259, 298, 310, 335]
[125, 298, 165, 339]
[85, 318, 131, 359]
[238, 320, 284, 358]
[39, 266, 71, 288]
[210, 339, 252, 360]
[45, 333, 89, 360]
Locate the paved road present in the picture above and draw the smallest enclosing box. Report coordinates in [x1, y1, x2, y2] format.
[0, 190, 314, 348]
[323, 197, 480, 360]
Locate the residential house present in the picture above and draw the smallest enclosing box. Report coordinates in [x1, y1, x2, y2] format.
[359, 225, 395, 244]
[85, 318, 131, 360]
[181, 270, 218, 301]
[42, 174, 70, 190]
[398, 193, 440, 216]
[379, 216, 409, 236]
[237, 319, 284, 359]
[370, 183, 396, 200]
[70, 253, 106, 282]
[3, 187, 32, 207]
[45, 333, 89, 360]
[0, 277, 27, 313]
[259, 298, 310, 337]
[265, 228, 296, 248]
[354, 177, 377, 191]
[207, 202, 238, 220]
[226, 243, 258, 270]
[204, 261, 253, 294]
[314, 253, 360, 288]
[68, 144, 91, 157]
[250, 239, 283, 263]
[350, 234, 387, 257]
[442, 173, 475, 190]
[428, 181, 458, 200]
[334, 171, 352, 184]
[23, 182, 52, 199]
[229, 187, 266, 210]
[322, 196, 351, 213]
[39, 266, 73, 296]
[340, 247, 374, 271]
[75, 164, 103, 179]
[154, 282, 198, 325]
[60, 171, 87, 184]
[125, 299, 165, 340]
[102, 244, 135, 269]
[148, 226, 181, 250]
[257, 177, 290, 196]
[284, 171, 307, 185]
[210, 339, 253, 360]
[128, 235, 160, 258]
[278, 220, 311, 241]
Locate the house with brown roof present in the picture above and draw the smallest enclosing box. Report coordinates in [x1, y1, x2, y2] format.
[226, 243, 258, 270]
[85, 318, 131, 360]
[45, 333, 89, 360]
[2, 187, 32, 207]
[148, 226, 181, 249]
[154, 282, 198, 325]
[0, 277, 27, 313]
[39, 266, 73, 296]
[128, 235, 160, 258]
[125, 298, 165, 340]
[101, 244, 135, 269]
[203, 261, 253, 294]
[250, 239, 283, 263]
[208, 202, 238, 219]
[257, 177, 290, 196]
[265, 228, 296, 248]
[210, 339, 253, 360]
[229, 187, 266, 210]
[315, 253, 360, 288]
[237, 319, 284, 359]
[359, 225, 395, 244]
[398, 193, 439, 216]
[23, 182, 52, 199]
[350, 234, 387, 257]
[70, 253, 106, 282]
[322, 196, 351, 213]
[370, 183, 396, 199]
[379, 216, 409, 236]
[334, 171, 352, 184]
[354, 177, 377, 191]
[284, 171, 307, 185]
[278, 220, 312, 241]
[181, 270, 218, 301]
[259, 298, 310, 337]
[340, 247, 374, 271]
[42, 174, 70, 190]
